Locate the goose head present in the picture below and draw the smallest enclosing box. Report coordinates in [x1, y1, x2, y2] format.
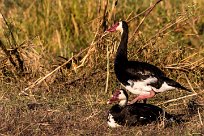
[107, 89, 128, 107]
[106, 21, 128, 34]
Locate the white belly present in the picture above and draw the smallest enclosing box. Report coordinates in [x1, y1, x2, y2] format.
[125, 78, 175, 94]
[125, 85, 151, 95]
[125, 77, 158, 95]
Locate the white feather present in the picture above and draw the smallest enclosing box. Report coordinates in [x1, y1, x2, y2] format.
[125, 77, 158, 95]
[107, 114, 121, 128]
[125, 77, 176, 94]
[116, 22, 123, 34]
[154, 82, 175, 92]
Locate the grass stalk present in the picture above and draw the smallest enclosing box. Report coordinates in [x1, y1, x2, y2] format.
[105, 41, 110, 93]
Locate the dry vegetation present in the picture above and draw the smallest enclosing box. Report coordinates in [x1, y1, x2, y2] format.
[0, 0, 204, 135]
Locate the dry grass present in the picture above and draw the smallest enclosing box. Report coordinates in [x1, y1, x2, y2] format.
[0, 0, 204, 135]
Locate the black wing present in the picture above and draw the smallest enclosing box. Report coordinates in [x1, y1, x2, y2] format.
[124, 61, 165, 88]
[129, 103, 163, 120]
[125, 61, 165, 80]
[161, 76, 190, 91]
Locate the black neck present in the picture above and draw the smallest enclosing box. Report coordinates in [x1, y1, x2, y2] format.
[115, 29, 128, 64]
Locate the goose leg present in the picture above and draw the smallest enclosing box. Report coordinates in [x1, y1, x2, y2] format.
[128, 90, 155, 105]
[143, 99, 147, 104]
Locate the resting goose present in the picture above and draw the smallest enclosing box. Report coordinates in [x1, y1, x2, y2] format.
[106, 21, 190, 104]
[107, 89, 181, 128]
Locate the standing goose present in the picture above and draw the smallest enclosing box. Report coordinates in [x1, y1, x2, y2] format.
[107, 21, 190, 104]
[107, 89, 181, 127]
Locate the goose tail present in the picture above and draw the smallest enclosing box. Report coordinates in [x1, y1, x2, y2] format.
[162, 76, 191, 92]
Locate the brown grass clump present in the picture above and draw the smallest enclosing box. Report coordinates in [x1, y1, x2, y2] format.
[0, 0, 204, 135]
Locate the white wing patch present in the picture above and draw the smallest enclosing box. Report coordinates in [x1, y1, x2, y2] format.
[125, 77, 158, 95]
[154, 82, 175, 92]
[107, 114, 121, 128]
